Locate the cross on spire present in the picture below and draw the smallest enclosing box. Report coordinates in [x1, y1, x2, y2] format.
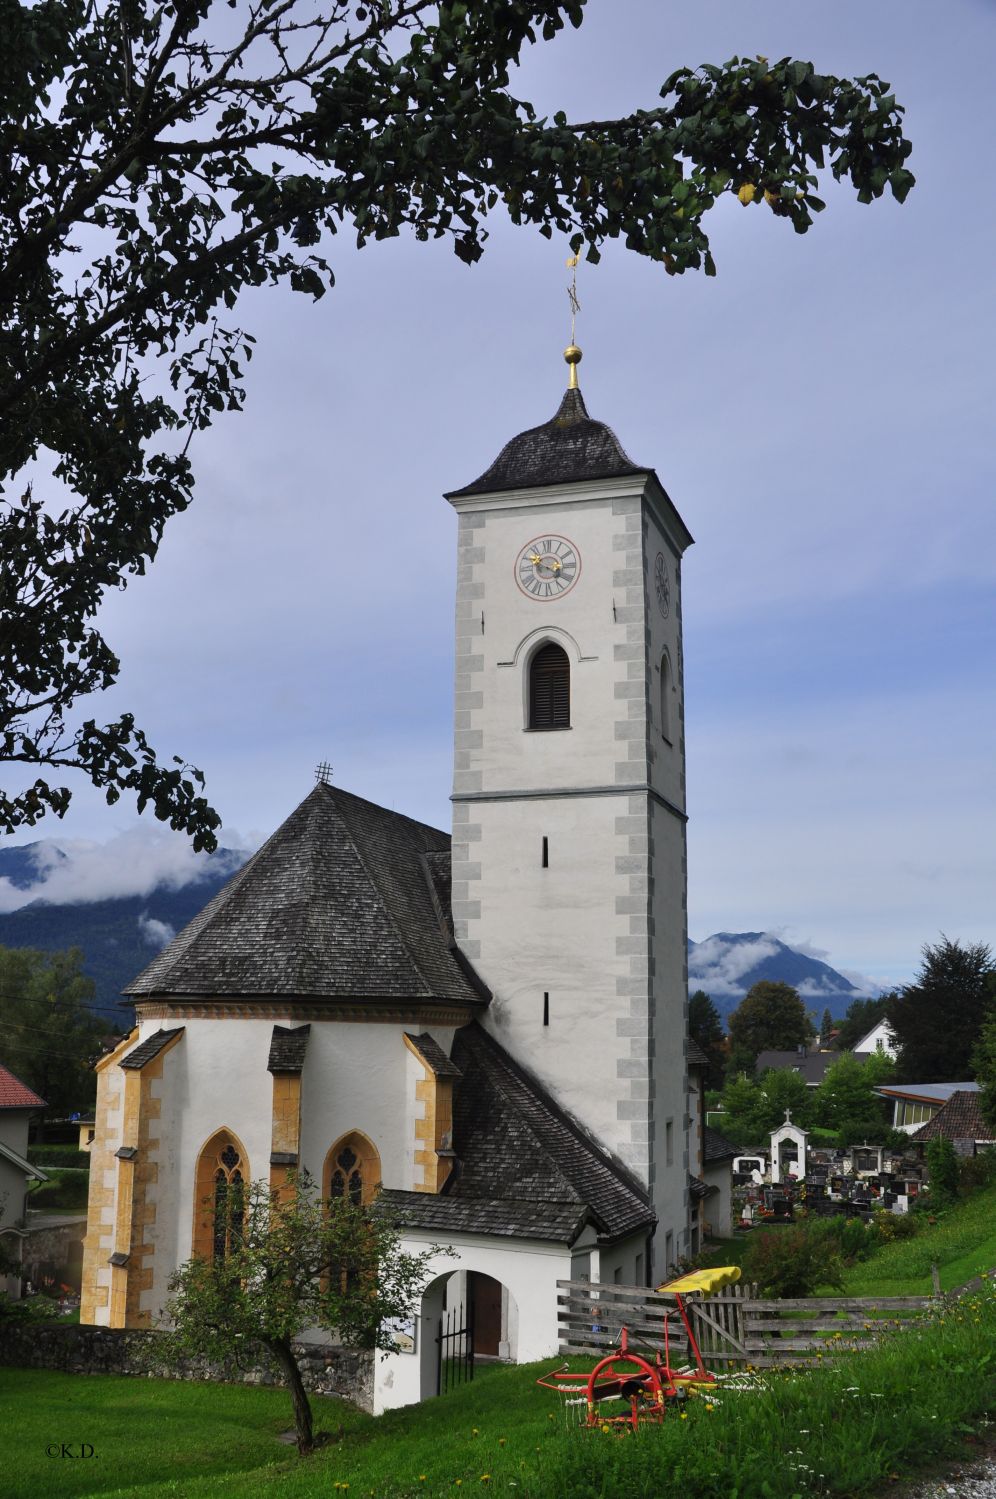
[315, 761, 333, 786]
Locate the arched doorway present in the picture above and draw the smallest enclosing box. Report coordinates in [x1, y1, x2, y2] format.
[417, 1270, 518, 1400]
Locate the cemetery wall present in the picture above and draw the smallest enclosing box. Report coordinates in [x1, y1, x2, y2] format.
[0, 1322, 374, 1411]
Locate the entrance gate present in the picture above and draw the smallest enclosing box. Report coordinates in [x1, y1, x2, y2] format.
[436, 1299, 475, 1394]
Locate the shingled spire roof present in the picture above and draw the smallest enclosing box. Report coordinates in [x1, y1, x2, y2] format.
[446, 385, 647, 498]
[124, 784, 488, 1007]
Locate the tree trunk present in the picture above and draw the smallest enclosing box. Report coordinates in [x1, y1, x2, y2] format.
[265, 1338, 313, 1454]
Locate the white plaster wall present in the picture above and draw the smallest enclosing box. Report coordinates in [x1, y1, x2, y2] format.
[374, 1231, 571, 1414]
[703, 1164, 733, 1239]
[139, 1013, 457, 1319]
[592, 1229, 651, 1289]
[650, 794, 690, 1275]
[471, 794, 645, 1174]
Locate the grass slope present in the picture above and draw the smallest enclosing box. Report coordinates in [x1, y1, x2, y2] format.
[3, 1283, 996, 1499]
[836, 1182, 996, 1296]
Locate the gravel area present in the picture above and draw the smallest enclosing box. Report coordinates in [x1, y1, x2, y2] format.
[901, 1460, 996, 1499]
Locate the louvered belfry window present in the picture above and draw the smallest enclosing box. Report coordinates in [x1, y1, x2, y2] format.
[529, 643, 570, 730]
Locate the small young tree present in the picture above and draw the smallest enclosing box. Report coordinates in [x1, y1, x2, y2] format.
[924, 1138, 959, 1207]
[165, 1173, 435, 1453]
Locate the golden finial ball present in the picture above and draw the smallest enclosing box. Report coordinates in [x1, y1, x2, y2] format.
[564, 344, 583, 368]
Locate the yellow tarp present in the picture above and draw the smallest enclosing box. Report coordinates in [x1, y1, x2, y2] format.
[655, 1265, 741, 1297]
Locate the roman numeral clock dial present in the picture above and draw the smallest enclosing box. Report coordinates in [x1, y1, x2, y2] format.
[514, 535, 581, 600]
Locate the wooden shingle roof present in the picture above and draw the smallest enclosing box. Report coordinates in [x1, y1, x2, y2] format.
[443, 1023, 654, 1243]
[123, 784, 488, 1008]
[447, 386, 646, 497]
[912, 1090, 996, 1143]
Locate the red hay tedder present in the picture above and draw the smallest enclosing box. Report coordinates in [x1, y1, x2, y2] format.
[537, 1265, 741, 1431]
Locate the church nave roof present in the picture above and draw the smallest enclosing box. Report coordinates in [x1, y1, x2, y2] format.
[124, 783, 488, 1008]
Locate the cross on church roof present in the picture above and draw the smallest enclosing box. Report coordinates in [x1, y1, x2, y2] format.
[314, 761, 333, 786]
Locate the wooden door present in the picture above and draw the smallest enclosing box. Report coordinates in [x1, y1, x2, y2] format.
[470, 1272, 503, 1357]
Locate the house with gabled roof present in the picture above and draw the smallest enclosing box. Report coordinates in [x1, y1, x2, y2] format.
[0, 1062, 47, 1297]
[81, 348, 696, 1411]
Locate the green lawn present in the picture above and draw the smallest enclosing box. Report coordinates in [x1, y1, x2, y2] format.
[5, 1284, 996, 1499]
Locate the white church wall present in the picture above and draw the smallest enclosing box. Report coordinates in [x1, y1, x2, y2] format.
[373, 1231, 570, 1414]
[138, 1013, 458, 1320]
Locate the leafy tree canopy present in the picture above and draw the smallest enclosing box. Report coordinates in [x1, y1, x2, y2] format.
[728, 979, 812, 1074]
[689, 988, 726, 1090]
[719, 1065, 811, 1146]
[0, 943, 105, 1118]
[165, 1171, 434, 1452]
[0, 0, 914, 845]
[811, 1050, 893, 1138]
[887, 938, 995, 1082]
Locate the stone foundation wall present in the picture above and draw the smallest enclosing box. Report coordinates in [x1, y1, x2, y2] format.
[0, 1323, 373, 1412]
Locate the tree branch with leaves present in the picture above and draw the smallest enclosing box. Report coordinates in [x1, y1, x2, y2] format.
[0, 0, 915, 845]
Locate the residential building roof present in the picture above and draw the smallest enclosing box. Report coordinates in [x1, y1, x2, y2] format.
[446, 386, 647, 498]
[0, 1138, 47, 1181]
[0, 1063, 46, 1110]
[704, 1126, 737, 1164]
[911, 1090, 996, 1144]
[687, 1038, 710, 1069]
[124, 784, 489, 1008]
[755, 1049, 835, 1086]
[877, 1083, 980, 1105]
[441, 1022, 654, 1243]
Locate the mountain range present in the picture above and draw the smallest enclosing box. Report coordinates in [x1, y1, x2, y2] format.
[0, 843, 869, 1022]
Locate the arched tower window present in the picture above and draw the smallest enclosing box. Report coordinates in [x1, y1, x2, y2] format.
[528, 643, 570, 731]
[323, 1132, 381, 1208]
[660, 651, 672, 743]
[192, 1129, 249, 1263]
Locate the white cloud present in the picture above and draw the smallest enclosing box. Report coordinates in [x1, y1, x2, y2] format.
[0, 827, 248, 914]
[688, 934, 782, 998]
[138, 913, 176, 948]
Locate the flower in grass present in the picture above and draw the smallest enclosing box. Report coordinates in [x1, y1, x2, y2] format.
[480, 1476, 491, 1484]
[498, 1439, 506, 1447]
[472, 1428, 479, 1436]
[680, 1413, 687, 1420]
[705, 1404, 714, 1412]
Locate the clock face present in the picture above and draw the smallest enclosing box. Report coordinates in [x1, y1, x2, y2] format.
[515, 534, 580, 600]
[654, 552, 671, 618]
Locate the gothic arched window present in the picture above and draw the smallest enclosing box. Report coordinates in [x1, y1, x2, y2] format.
[323, 1132, 380, 1209]
[192, 1129, 249, 1263]
[528, 643, 570, 731]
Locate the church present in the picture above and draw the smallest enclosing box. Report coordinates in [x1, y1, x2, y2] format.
[80, 341, 696, 1412]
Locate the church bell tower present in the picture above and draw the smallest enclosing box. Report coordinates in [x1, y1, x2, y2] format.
[445, 343, 694, 1272]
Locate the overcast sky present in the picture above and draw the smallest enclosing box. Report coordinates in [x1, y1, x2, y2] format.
[4, 1, 995, 992]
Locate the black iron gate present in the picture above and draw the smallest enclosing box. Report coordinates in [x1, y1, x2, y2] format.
[436, 1299, 475, 1394]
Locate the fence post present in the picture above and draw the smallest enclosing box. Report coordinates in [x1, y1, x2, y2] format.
[931, 1263, 941, 1296]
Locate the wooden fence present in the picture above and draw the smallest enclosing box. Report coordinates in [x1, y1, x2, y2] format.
[557, 1279, 939, 1369]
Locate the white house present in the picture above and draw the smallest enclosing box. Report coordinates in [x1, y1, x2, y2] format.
[80, 348, 697, 1411]
[853, 1019, 896, 1059]
[0, 1062, 48, 1298]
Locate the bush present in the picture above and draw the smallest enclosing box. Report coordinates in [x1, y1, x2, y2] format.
[926, 1138, 959, 1206]
[742, 1224, 845, 1297]
[27, 1145, 90, 1169]
[957, 1148, 996, 1195]
[27, 1168, 90, 1211]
